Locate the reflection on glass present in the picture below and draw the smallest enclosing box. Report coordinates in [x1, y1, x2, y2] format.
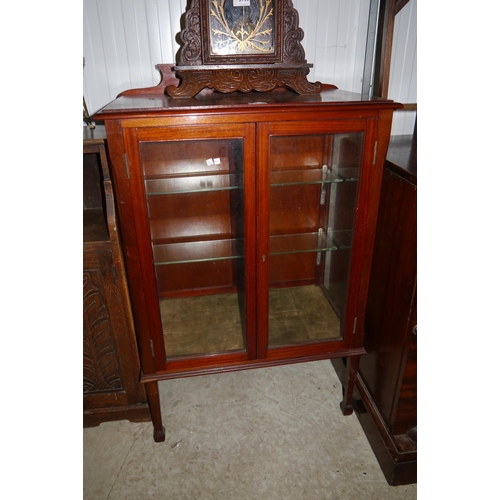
[268, 133, 364, 347]
[140, 139, 247, 358]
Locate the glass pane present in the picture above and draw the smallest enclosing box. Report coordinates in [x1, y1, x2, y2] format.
[140, 139, 247, 358]
[268, 133, 364, 347]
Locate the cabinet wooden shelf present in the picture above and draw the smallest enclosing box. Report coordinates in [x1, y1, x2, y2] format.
[95, 87, 402, 442]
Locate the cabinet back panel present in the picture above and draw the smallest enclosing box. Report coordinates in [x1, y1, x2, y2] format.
[156, 259, 238, 296]
[270, 185, 320, 235]
[270, 253, 316, 286]
[270, 135, 325, 170]
[141, 139, 238, 177]
[148, 191, 237, 243]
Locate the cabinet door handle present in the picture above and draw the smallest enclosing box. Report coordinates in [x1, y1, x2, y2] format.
[412, 325, 417, 336]
[262, 255, 266, 262]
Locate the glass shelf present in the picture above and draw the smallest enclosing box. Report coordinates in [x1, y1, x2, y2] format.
[329, 230, 353, 250]
[270, 231, 337, 256]
[270, 166, 357, 186]
[146, 173, 242, 195]
[152, 231, 351, 265]
[153, 238, 244, 266]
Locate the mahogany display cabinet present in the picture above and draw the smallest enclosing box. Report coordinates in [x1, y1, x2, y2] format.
[95, 87, 402, 442]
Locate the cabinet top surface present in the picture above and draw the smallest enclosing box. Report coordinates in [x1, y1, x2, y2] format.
[386, 134, 417, 184]
[94, 88, 402, 120]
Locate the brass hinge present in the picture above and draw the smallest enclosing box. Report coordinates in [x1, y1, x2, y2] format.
[372, 141, 378, 165]
[123, 153, 130, 179]
[150, 339, 155, 358]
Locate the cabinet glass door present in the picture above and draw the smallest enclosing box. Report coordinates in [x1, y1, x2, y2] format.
[140, 137, 250, 359]
[267, 132, 364, 348]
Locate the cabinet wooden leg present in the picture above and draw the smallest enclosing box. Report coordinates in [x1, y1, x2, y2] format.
[340, 355, 361, 416]
[144, 381, 165, 442]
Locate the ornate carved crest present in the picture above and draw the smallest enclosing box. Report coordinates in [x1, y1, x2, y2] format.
[178, 0, 203, 65]
[282, 0, 305, 63]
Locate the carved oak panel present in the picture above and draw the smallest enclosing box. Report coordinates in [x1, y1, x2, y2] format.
[83, 268, 123, 394]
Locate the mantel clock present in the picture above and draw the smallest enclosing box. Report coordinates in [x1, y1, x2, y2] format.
[166, 0, 322, 97]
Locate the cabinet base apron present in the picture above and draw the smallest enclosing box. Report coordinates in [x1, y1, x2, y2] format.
[141, 349, 365, 443]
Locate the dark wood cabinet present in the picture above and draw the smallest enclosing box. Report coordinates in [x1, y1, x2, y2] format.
[83, 127, 151, 427]
[95, 88, 401, 442]
[334, 134, 417, 485]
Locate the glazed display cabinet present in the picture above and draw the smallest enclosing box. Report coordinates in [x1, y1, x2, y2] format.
[95, 88, 401, 442]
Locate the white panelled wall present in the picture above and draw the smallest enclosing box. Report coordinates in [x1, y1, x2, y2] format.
[388, 0, 417, 135]
[83, 0, 416, 135]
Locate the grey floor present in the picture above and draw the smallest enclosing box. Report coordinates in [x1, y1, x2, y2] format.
[84, 360, 416, 499]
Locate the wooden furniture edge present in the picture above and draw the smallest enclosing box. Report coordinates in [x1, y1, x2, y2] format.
[331, 358, 416, 485]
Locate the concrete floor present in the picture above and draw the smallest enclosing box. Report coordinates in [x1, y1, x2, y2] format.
[83, 360, 416, 499]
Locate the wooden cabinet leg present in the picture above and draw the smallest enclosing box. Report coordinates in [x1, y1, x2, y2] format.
[340, 355, 361, 416]
[144, 381, 165, 442]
